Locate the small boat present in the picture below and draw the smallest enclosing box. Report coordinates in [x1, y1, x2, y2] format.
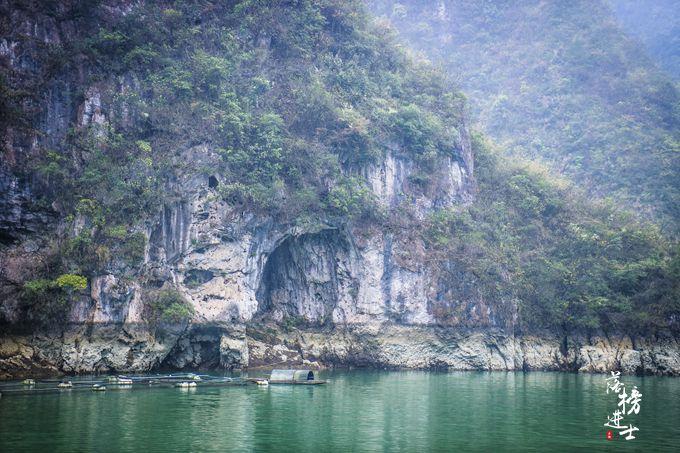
[109, 377, 133, 385]
[175, 381, 197, 388]
[57, 381, 73, 389]
[107, 376, 133, 385]
[92, 384, 106, 391]
[255, 379, 269, 386]
[22, 379, 35, 385]
[267, 369, 326, 385]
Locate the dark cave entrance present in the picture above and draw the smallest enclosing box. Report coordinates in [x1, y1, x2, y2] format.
[255, 230, 354, 324]
[160, 325, 223, 370]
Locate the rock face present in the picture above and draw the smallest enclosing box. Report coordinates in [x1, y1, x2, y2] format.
[2, 159, 679, 377]
[245, 325, 680, 375]
[0, 1, 678, 379]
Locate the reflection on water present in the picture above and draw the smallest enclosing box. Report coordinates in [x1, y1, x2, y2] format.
[1, 371, 679, 452]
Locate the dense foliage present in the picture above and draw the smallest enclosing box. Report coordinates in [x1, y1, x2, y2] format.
[8, 0, 468, 268]
[423, 136, 679, 332]
[147, 287, 195, 323]
[370, 0, 680, 233]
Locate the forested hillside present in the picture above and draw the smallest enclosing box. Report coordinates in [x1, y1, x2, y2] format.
[2, 0, 470, 232]
[1, 0, 476, 325]
[370, 0, 680, 233]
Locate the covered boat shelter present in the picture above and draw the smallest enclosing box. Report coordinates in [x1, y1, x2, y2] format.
[269, 369, 316, 383]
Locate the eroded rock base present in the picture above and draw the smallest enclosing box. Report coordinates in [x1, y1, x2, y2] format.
[2, 323, 678, 379]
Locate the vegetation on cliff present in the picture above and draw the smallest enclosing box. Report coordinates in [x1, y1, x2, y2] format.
[0, 0, 677, 333]
[147, 287, 195, 323]
[424, 136, 679, 332]
[2, 0, 469, 324]
[370, 0, 680, 232]
[20, 273, 87, 325]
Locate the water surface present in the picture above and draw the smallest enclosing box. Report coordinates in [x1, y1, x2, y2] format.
[1, 371, 678, 452]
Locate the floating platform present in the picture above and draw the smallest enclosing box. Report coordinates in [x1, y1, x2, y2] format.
[0, 370, 329, 397]
[0, 374, 246, 397]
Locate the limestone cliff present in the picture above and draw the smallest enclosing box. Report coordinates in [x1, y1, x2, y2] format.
[3, 162, 679, 376]
[1, 0, 678, 378]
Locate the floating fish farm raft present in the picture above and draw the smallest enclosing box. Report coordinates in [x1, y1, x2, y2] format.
[0, 370, 326, 397]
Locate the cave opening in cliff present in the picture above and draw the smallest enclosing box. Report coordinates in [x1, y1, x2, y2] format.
[255, 230, 354, 324]
[160, 325, 224, 370]
[0, 229, 16, 245]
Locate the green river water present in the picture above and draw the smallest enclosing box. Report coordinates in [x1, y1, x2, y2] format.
[0, 370, 679, 452]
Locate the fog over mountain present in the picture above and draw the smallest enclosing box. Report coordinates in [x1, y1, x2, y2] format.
[611, 0, 680, 81]
[369, 0, 680, 232]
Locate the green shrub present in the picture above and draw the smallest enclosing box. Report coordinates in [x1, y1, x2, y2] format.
[63, 232, 98, 272]
[160, 303, 195, 323]
[22, 279, 57, 305]
[120, 232, 146, 265]
[135, 140, 152, 154]
[20, 275, 85, 325]
[326, 177, 374, 219]
[148, 288, 194, 323]
[391, 104, 450, 158]
[105, 225, 128, 240]
[55, 274, 88, 290]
